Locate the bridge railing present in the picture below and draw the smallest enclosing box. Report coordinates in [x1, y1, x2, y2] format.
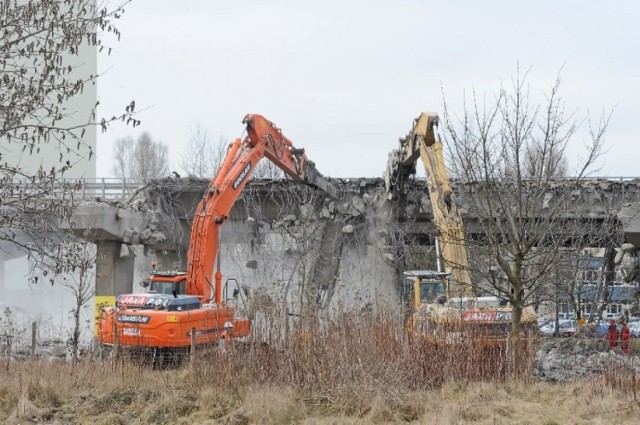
[9, 175, 640, 202]
[8, 178, 147, 201]
[75, 178, 147, 200]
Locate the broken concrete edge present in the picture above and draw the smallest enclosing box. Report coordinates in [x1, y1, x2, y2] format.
[61, 177, 640, 276]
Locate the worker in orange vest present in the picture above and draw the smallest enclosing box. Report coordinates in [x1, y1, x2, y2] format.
[606, 320, 619, 350]
[620, 320, 631, 354]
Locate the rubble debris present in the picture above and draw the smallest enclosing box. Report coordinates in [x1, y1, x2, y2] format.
[615, 243, 638, 283]
[122, 228, 135, 244]
[542, 192, 553, 209]
[299, 204, 314, 219]
[341, 224, 354, 234]
[119, 243, 130, 258]
[140, 228, 166, 245]
[274, 215, 297, 229]
[352, 196, 366, 213]
[534, 336, 640, 382]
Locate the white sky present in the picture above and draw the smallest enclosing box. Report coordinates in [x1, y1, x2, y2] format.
[96, 0, 640, 178]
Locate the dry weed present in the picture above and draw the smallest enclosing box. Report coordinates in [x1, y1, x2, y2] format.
[2, 305, 640, 423]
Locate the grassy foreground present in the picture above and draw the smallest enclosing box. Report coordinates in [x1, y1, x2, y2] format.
[2, 309, 639, 424]
[1, 361, 638, 424]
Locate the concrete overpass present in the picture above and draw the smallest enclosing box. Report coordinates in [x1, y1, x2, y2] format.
[58, 177, 640, 309]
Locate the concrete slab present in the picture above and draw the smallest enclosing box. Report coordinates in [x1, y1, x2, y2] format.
[618, 203, 640, 247]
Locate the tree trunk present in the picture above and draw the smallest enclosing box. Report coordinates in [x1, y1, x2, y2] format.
[72, 308, 80, 366]
[595, 245, 616, 320]
[510, 301, 524, 378]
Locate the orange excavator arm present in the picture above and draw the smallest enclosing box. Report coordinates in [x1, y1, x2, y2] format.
[186, 114, 336, 303]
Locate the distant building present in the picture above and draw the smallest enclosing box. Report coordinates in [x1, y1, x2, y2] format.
[556, 251, 639, 320]
[558, 284, 639, 320]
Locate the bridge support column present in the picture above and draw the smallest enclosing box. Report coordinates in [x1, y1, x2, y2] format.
[96, 241, 134, 298]
[0, 257, 5, 291]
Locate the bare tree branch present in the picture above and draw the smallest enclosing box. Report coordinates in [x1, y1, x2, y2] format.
[441, 67, 613, 371]
[112, 132, 169, 180]
[0, 1, 135, 278]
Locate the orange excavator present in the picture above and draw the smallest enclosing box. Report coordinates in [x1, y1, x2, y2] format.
[98, 114, 336, 359]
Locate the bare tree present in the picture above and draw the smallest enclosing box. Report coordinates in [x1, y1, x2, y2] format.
[133, 132, 169, 180]
[441, 68, 611, 372]
[112, 132, 169, 180]
[523, 144, 567, 178]
[252, 160, 285, 180]
[42, 235, 97, 365]
[111, 136, 135, 179]
[180, 125, 227, 178]
[0, 1, 135, 268]
[560, 214, 622, 324]
[179, 125, 287, 180]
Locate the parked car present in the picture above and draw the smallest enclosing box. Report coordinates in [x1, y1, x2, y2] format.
[597, 320, 610, 337]
[540, 319, 577, 337]
[558, 319, 578, 337]
[627, 321, 640, 337]
[537, 318, 552, 330]
[539, 321, 556, 336]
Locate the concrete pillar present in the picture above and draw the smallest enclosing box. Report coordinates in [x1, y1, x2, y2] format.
[96, 241, 134, 297]
[0, 257, 5, 290]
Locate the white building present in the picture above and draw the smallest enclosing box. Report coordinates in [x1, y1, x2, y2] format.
[2, 45, 97, 179]
[1, 4, 99, 347]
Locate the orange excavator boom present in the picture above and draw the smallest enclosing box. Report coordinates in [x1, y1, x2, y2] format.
[185, 114, 336, 304]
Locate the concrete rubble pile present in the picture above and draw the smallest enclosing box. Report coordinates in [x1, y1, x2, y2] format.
[534, 335, 640, 381]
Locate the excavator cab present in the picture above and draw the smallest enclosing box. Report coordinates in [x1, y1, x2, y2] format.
[150, 279, 186, 296]
[401, 270, 450, 314]
[144, 272, 187, 296]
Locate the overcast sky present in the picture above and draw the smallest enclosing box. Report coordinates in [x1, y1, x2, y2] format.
[96, 0, 640, 179]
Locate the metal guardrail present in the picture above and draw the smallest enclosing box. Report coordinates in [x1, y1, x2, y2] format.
[8, 176, 640, 202]
[9, 178, 146, 201]
[74, 178, 146, 200]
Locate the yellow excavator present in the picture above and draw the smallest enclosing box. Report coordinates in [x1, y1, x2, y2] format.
[385, 113, 536, 343]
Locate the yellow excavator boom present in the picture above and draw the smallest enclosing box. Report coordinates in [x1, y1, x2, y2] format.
[386, 113, 472, 297]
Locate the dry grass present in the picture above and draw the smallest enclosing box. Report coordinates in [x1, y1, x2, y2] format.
[1, 306, 639, 423]
[1, 364, 639, 424]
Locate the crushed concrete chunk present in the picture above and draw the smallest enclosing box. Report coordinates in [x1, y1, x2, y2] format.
[342, 224, 354, 234]
[615, 243, 638, 282]
[122, 228, 133, 244]
[352, 196, 366, 213]
[543, 192, 553, 209]
[299, 204, 314, 220]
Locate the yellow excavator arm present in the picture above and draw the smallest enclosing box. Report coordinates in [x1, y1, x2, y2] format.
[385, 113, 472, 297]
